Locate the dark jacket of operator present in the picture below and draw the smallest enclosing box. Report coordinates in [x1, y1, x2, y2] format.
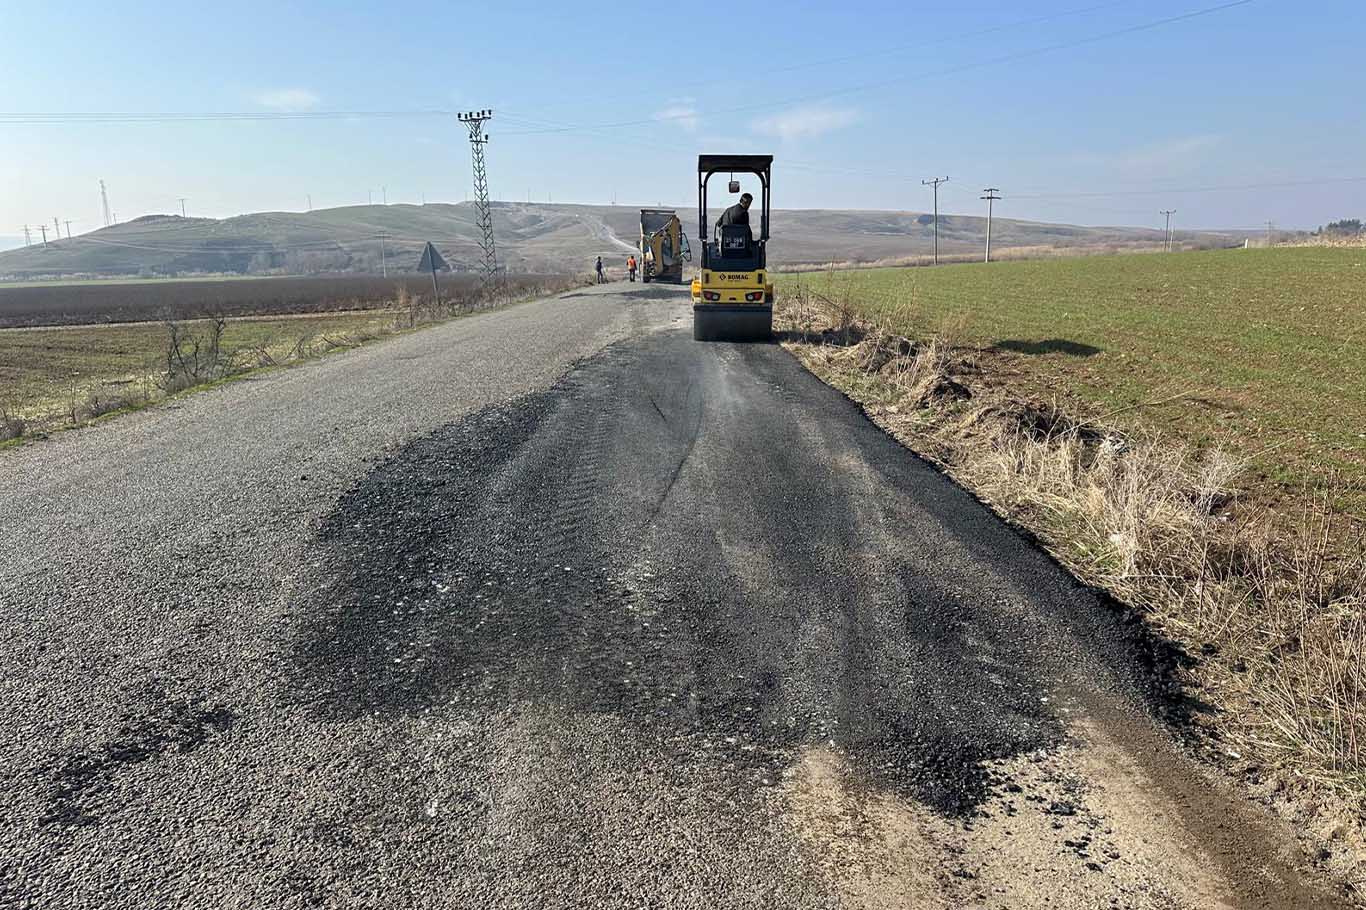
[717, 202, 750, 228]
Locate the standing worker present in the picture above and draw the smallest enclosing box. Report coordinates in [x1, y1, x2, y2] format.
[627, 255, 637, 282]
[595, 256, 605, 284]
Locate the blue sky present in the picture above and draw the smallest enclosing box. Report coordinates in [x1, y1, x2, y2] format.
[2, 0, 1363, 250]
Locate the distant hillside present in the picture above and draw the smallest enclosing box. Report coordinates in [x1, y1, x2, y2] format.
[0, 202, 1248, 280]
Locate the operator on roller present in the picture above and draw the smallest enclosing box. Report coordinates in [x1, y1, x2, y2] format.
[716, 192, 753, 243]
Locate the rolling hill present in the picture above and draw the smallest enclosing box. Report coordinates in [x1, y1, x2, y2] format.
[0, 201, 1249, 280]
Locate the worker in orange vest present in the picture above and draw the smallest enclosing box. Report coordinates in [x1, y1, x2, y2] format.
[627, 255, 638, 282]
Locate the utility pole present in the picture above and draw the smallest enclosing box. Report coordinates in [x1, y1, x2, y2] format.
[378, 232, 387, 278]
[64, 220, 73, 239]
[307, 194, 313, 212]
[54, 218, 61, 242]
[458, 109, 499, 282]
[22, 225, 32, 247]
[1160, 210, 1176, 252]
[100, 179, 112, 227]
[1265, 220, 1276, 247]
[178, 198, 187, 217]
[39, 225, 48, 247]
[981, 188, 1001, 263]
[922, 176, 949, 264]
[368, 189, 373, 206]
[382, 186, 387, 205]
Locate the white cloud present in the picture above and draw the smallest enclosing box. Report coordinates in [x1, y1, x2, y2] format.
[255, 89, 321, 112]
[1116, 134, 1221, 170]
[752, 105, 858, 141]
[655, 99, 699, 132]
[1071, 135, 1222, 173]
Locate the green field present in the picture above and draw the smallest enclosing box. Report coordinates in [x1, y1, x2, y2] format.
[779, 247, 1366, 509]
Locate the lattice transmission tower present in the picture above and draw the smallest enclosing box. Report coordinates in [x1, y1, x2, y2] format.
[457, 110, 498, 281]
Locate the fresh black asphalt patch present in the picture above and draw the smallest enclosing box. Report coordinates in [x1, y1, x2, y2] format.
[293, 327, 1182, 818]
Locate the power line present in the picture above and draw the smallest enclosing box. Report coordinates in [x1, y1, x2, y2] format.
[500, 0, 1256, 137]
[508, 1, 1133, 118]
[1009, 175, 1366, 200]
[0, 1, 1252, 137]
[922, 177, 949, 264]
[501, 102, 1366, 206]
[0, 109, 456, 125]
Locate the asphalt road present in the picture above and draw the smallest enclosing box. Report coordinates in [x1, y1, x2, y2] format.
[0, 283, 1350, 909]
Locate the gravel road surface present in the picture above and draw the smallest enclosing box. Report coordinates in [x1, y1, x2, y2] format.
[1, 284, 1350, 908]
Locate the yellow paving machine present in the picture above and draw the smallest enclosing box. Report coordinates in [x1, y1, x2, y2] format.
[639, 209, 690, 283]
[691, 154, 774, 342]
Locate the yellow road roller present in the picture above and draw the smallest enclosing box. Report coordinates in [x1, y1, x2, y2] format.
[691, 154, 774, 342]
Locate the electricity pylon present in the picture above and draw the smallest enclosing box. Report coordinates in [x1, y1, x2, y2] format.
[458, 110, 499, 282]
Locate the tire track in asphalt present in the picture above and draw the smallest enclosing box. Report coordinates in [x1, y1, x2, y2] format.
[290, 328, 1067, 815]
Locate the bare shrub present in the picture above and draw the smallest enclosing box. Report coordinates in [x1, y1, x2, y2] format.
[82, 384, 145, 420]
[0, 401, 26, 441]
[397, 285, 419, 328]
[162, 315, 230, 392]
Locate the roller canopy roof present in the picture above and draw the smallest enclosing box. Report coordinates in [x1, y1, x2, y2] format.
[697, 155, 773, 175]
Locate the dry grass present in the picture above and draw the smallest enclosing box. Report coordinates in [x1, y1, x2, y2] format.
[1276, 235, 1366, 250]
[1, 275, 584, 438]
[779, 249, 1366, 520]
[776, 239, 1236, 274]
[777, 284, 1366, 813]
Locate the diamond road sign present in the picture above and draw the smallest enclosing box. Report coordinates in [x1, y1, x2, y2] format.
[417, 242, 449, 273]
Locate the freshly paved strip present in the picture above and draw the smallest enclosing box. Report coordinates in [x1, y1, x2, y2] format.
[0, 284, 1345, 909]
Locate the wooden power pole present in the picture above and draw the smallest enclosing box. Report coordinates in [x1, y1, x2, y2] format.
[922, 176, 949, 264]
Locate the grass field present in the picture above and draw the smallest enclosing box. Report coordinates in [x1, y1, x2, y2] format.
[777, 246, 1366, 814]
[0, 311, 396, 426]
[779, 247, 1366, 511]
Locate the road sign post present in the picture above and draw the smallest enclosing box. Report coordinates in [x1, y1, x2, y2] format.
[417, 242, 449, 305]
